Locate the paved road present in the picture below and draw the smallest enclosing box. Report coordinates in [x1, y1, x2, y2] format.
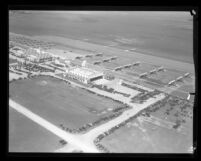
[9, 91, 165, 153]
[9, 99, 99, 153]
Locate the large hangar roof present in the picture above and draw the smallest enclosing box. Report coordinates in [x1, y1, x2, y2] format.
[68, 67, 103, 79]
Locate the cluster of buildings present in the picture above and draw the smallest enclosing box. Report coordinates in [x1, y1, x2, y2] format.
[10, 45, 54, 63]
[25, 48, 53, 63]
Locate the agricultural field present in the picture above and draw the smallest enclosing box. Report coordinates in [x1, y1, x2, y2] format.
[100, 95, 193, 153]
[9, 107, 63, 152]
[9, 76, 123, 129]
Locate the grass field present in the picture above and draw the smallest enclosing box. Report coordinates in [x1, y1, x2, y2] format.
[101, 118, 193, 153]
[170, 90, 188, 99]
[128, 63, 156, 74]
[148, 69, 186, 84]
[100, 96, 193, 153]
[9, 76, 123, 129]
[178, 84, 195, 93]
[9, 107, 63, 152]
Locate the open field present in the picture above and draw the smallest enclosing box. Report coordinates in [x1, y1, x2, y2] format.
[9, 76, 123, 129]
[9, 11, 193, 64]
[100, 95, 193, 153]
[170, 90, 189, 100]
[128, 63, 157, 74]
[46, 48, 83, 59]
[148, 69, 186, 83]
[9, 107, 63, 152]
[178, 84, 195, 93]
[9, 12, 194, 153]
[101, 118, 193, 153]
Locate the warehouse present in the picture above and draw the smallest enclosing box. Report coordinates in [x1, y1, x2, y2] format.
[66, 67, 104, 84]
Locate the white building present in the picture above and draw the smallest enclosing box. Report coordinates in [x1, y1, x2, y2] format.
[66, 67, 104, 84]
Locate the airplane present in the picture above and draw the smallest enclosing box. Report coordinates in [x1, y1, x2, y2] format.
[184, 73, 190, 78]
[139, 72, 148, 78]
[124, 65, 132, 69]
[110, 57, 117, 60]
[96, 53, 103, 57]
[75, 56, 82, 59]
[129, 48, 136, 51]
[85, 55, 93, 58]
[149, 69, 157, 75]
[167, 80, 177, 86]
[93, 62, 101, 65]
[176, 76, 184, 82]
[157, 66, 165, 72]
[133, 61, 140, 66]
[115, 67, 122, 71]
[103, 59, 110, 63]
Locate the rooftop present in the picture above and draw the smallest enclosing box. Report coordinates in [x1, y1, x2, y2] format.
[69, 67, 103, 78]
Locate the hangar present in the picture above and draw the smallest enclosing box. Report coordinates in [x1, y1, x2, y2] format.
[66, 67, 104, 84]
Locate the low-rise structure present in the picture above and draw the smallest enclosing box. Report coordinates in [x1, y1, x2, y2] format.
[66, 67, 104, 84]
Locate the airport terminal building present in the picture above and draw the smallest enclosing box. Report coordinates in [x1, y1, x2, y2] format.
[66, 67, 104, 84]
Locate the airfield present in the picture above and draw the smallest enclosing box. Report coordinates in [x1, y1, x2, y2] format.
[100, 95, 193, 153]
[9, 32, 195, 153]
[9, 107, 63, 152]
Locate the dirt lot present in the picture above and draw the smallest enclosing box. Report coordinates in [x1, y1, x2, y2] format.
[9, 107, 63, 152]
[9, 76, 122, 129]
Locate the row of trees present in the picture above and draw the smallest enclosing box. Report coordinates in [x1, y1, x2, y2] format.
[95, 143, 110, 153]
[94, 112, 142, 147]
[130, 90, 161, 104]
[121, 82, 148, 93]
[59, 111, 123, 134]
[144, 96, 169, 114]
[23, 63, 54, 73]
[92, 84, 131, 98]
[113, 90, 131, 97]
